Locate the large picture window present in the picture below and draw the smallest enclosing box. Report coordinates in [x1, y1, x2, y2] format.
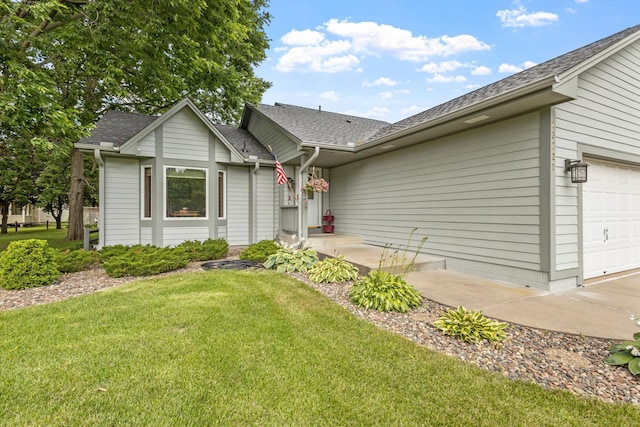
[165, 167, 207, 218]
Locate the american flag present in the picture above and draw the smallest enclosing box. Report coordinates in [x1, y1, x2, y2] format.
[275, 161, 287, 185]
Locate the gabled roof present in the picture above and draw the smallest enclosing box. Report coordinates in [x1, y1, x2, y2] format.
[77, 111, 158, 147]
[244, 103, 390, 147]
[214, 124, 273, 161]
[368, 24, 640, 142]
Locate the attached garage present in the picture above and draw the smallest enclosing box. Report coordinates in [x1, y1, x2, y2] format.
[582, 159, 640, 279]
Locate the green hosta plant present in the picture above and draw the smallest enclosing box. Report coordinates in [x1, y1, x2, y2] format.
[349, 270, 422, 312]
[605, 315, 640, 375]
[308, 255, 359, 284]
[264, 247, 319, 273]
[433, 305, 508, 343]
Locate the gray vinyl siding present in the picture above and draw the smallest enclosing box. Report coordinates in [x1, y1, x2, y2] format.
[103, 157, 141, 246]
[247, 114, 299, 161]
[163, 227, 209, 246]
[120, 131, 155, 157]
[554, 40, 640, 271]
[163, 109, 209, 161]
[256, 167, 276, 241]
[329, 112, 541, 271]
[226, 166, 250, 245]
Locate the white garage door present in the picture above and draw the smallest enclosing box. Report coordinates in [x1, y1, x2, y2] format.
[582, 159, 640, 279]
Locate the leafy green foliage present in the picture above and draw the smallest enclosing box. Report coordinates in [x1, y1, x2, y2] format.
[264, 247, 319, 273]
[308, 255, 359, 284]
[175, 239, 229, 262]
[606, 332, 640, 375]
[54, 249, 100, 273]
[99, 245, 190, 278]
[349, 270, 422, 312]
[433, 306, 508, 343]
[0, 239, 60, 289]
[239, 240, 280, 262]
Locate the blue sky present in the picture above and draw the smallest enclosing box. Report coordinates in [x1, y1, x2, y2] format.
[255, 0, 640, 123]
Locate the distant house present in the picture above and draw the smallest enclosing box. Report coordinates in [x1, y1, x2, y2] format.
[77, 25, 640, 291]
[7, 203, 69, 226]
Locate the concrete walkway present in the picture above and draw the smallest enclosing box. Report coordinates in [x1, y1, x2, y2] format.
[311, 236, 640, 340]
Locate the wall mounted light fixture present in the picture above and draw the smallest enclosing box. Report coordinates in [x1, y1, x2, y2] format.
[564, 159, 589, 183]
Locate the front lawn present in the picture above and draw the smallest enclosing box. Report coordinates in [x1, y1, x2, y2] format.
[1, 270, 638, 425]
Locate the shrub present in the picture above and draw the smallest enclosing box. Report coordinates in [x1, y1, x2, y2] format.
[308, 255, 359, 283]
[55, 249, 101, 273]
[433, 305, 508, 343]
[264, 247, 319, 273]
[176, 238, 229, 261]
[605, 315, 640, 375]
[349, 270, 422, 312]
[239, 240, 280, 262]
[0, 239, 60, 290]
[100, 245, 190, 278]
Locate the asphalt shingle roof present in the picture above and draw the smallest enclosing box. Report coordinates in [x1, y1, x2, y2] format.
[78, 111, 158, 146]
[213, 124, 273, 161]
[252, 103, 390, 147]
[368, 24, 640, 142]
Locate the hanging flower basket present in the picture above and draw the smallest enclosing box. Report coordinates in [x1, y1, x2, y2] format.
[302, 177, 329, 194]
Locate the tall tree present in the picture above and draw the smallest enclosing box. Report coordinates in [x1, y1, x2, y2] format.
[1, 0, 271, 239]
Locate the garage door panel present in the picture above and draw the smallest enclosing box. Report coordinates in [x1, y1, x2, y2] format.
[583, 159, 640, 279]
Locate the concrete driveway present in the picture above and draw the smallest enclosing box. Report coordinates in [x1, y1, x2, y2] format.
[406, 269, 640, 341]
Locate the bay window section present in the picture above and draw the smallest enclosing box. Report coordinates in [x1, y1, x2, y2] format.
[142, 166, 152, 219]
[218, 171, 226, 219]
[165, 167, 207, 218]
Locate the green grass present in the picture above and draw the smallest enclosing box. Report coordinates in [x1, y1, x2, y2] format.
[1, 270, 639, 425]
[0, 226, 81, 252]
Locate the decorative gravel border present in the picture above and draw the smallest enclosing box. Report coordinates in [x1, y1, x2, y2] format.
[1, 265, 638, 405]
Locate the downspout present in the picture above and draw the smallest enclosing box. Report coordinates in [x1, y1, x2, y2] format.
[251, 162, 260, 244]
[93, 149, 105, 249]
[297, 146, 320, 241]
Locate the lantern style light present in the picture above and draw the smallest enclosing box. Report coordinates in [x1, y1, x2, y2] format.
[564, 159, 589, 183]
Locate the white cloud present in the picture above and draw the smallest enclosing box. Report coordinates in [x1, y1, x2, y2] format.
[362, 77, 399, 87]
[319, 91, 340, 101]
[380, 91, 394, 100]
[400, 105, 423, 116]
[427, 74, 467, 83]
[575, 0, 588, 3]
[364, 106, 391, 118]
[274, 18, 490, 73]
[324, 19, 489, 61]
[281, 29, 325, 46]
[496, 5, 558, 28]
[275, 40, 358, 73]
[418, 60, 464, 73]
[471, 65, 491, 76]
[498, 60, 537, 73]
[499, 63, 523, 73]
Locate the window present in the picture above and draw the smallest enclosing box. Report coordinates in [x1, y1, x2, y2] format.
[218, 171, 226, 219]
[10, 204, 22, 215]
[142, 166, 152, 219]
[165, 167, 207, 218]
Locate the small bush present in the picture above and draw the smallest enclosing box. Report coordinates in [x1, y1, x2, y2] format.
[100, 245, 190, 278]
[433, 305, 508, 343]
[0, 239, 60, 290]
[239, 240, 280, 262]
[55, 249, 101, 273]
[349, 270, 422, 312]
[176, 238, 229, 262]
[264, 247, 319, 273]
[309, 255, 359, 283]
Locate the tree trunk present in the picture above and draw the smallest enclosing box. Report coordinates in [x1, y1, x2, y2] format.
[0, 203, 8, 234]
[66, 148, 85, 241]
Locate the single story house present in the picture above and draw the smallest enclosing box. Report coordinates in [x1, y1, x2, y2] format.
[77, 24, 640, 292]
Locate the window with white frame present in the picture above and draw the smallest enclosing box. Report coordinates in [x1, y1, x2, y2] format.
[142, 166, 152, 219]
[218, 170, 226, 219]
[165, 166, 207, 218]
